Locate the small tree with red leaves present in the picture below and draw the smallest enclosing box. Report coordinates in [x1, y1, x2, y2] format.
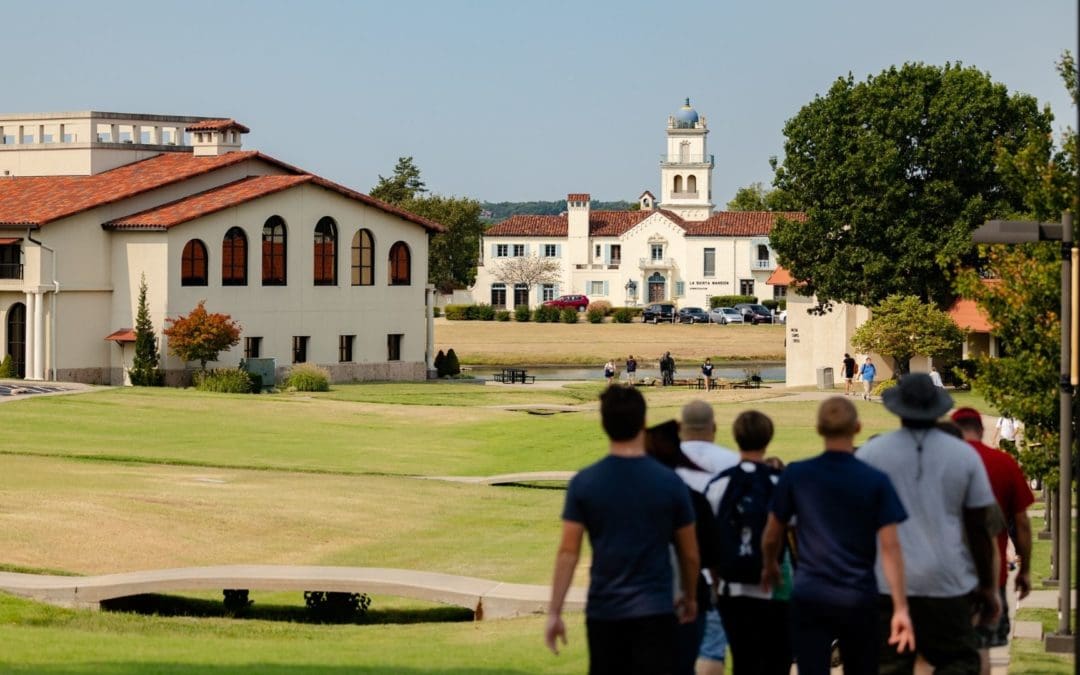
[163, 300, 242, 370]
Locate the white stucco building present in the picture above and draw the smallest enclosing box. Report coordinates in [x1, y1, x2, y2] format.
[471, 100, 804, 309]
[0, 111, 442, 385]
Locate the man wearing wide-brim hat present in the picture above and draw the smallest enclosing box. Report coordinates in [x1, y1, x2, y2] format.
[856, 373, 1001, 674]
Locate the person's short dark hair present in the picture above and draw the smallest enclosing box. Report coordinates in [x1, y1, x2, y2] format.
[733, 410, 774, 451]
[817, 397, 859, 438]
[600, 384, 646, 441]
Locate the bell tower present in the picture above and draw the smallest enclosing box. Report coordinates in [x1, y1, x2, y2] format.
[658, 98, 714, 221]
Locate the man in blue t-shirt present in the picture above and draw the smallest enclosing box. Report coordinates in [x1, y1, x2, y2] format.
[761, 397, 914, 675]
[546, 385, 699, 674]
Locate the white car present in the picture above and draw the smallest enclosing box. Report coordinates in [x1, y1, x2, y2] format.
[708, 307, 745, 325]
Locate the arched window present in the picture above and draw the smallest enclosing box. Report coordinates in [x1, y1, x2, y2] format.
[673, 175, 683, 193]
[222, 227, 247, 286]
[351, 229, 374, 286]
[262, 216, 287, 285]
[687, 175, 697, 193]
[313, 217, 337, 286]
[181, 239, 208, 286]
[388, 241, 411, 286]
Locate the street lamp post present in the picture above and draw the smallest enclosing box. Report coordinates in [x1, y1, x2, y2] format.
[973, 214, 1077, 653]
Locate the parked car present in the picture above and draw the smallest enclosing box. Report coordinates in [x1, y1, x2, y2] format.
[708, 307, 745, 325]
[542, 294, 590, 311]
[678, 307, 709, 324]
[642, 303, 677, 323]
[778, 310, 787, 325]
[735, 303, 774, 325]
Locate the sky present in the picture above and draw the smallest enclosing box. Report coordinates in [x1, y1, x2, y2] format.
[3, 0, 1076, 204]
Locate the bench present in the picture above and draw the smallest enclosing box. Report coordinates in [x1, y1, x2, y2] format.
[732, 375, 763, 389]
[492, 368, 534, 384]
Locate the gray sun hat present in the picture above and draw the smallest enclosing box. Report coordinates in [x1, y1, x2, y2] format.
[881, 373, 953, 421]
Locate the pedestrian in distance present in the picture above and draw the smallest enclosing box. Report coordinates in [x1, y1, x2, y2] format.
[704, 410, 793, 675]
[626, 354, 638, 386]
[858, 357, 877, 401]
[604, 359, 617, 386]
[701, 358, 715, 391]
[842, 353, 857, 396]
[928, 366, 944, 388]
[660, 351, 676, 386]
[951, 407, 1034, 675]
[857, 375, 1001, 674]
[546, 385, 700, 674]
[762, 396, 915, 675]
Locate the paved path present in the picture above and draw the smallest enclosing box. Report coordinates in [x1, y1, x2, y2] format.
[0, 380, 98, 402]
[424, 471, 575, 486]
[0, 565, 585, 620]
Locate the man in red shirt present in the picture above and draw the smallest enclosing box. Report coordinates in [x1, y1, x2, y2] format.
[951, 407, 1034, 674]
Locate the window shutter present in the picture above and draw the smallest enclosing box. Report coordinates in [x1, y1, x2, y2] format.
[491, 244, 498, 258]
[523, 243, 530, 256]
[554, 244, 562, 258]
[603, 281, 609, 296]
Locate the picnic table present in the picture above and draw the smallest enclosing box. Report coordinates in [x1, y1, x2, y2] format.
[491, 368, 535, 384]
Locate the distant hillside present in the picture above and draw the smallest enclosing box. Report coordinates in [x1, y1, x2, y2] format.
[481, 200, 635, 224]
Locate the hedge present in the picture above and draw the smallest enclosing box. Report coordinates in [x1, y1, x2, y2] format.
[709, 295, 757, 309]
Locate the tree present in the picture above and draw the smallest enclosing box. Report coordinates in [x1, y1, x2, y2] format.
[162, 300, 242, 370]
[726, 181, 801, 212]
[954, 52, 1079, 484]
[850, 295, 963, 375]
[490, 254, 562, 287]
[129, 273, 163, 386]
[770, 62, 1051, 311]
[370, 156, 427, 204]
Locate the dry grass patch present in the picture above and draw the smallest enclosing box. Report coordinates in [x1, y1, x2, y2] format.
[435, 319, 785, 365]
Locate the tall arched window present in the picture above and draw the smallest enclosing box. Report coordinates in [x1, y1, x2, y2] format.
[673, 175, 683, 193]
[262, 216, 287, 285]
[222, 227, 247, 286]
[389, 241, 411, 286]
[351, 229, 374, 286]
[313, 217, 337, 286]
[687, 175, 697, 193]
[181, 239, 208, 286]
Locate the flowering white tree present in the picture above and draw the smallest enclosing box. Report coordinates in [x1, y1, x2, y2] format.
[490, 255, 562, 287]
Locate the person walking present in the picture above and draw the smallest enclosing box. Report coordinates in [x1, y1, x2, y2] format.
[603, 359, 617, 385]
[858, 356, 877, 401]
[928, 367, 944, 388]
[701, 358, 715, 391]
[626, 354, 638, 386]
[857, 375, 1001, 674]
[704, 410, 793, 675]
[842, 353, 857, 395]
[546, 385, 700, 674]
[992, 416, 1021, 456]
[762, 397, 914, 674]
[951, 407, 1034, 675]
[678, 401, 739, 675]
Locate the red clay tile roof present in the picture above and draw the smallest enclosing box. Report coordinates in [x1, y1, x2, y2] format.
[105, 175, 313, 229]
[484, 209, 801, 238]
[0, 150, 444, 233]
[948, 298, 993, 333]
[104, 328, 136, 343]
[185, 119, 250, 133]
[567, 193, 591, 202]
[766, 267, 793, 285]
[684, 211, 806, 236]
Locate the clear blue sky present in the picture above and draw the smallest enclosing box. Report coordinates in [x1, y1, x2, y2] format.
[5, 0, 1076, 204]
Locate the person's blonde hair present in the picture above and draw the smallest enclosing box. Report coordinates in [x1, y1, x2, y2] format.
[816, 397, 859, 438]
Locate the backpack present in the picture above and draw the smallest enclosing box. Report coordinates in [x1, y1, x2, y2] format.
[707, 463, 778, 584]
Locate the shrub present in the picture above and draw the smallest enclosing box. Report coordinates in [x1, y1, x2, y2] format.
[612, 307, 635, 323]
[709, 295, 757, 309]
[444, 304, 470, 320]
[284, 363, 331, 392]
[434, 350, 446, 376]
[432, 306, 442, 318]
[473, 304, 496, 321]
[0, 354, 13, 378]
[304, 591, 371, 621]
[778, 299, 787, 311]
[444, 349, 461, 376]
[586, 307, 605, 324]
[872, 378, 898, 397]
[533, 306, 560, 323]
[587, 300, 612, 316]
[495, 310, 511, 321]
[193, 368, 258, 394]
[514, 304, 531, 322]
[560, 308, 578, 324]
[761, 299, 780, 311]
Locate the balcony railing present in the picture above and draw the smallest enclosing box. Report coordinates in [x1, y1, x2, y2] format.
[639, 257, 676, 270]
[660, 154, 715, 166]
[0, 263, 23, 279]
[753, 259, 775, 270]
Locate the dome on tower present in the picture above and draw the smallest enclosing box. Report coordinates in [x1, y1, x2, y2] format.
[674, 98, 699, 128]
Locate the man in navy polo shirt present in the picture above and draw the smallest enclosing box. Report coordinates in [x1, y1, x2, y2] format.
[546, 385, 699, 674]
[762, 396, 914, 674]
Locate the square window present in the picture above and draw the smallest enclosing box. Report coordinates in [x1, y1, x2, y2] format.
[651, 244, 664, 261]
[387, 334, 403, 361]
[512, 244, 525, 257]
[496, 244, 508, 257]
[589, 280, 605, 296]
[773, 285, 787, 299]
[292, 336, 309, 364]
[543, 244, 557, 257]
[339, 335, 355, 362]
[244, 337, 262, 359]
[740, 279, 755, 297]
[542, 284, 556, 302]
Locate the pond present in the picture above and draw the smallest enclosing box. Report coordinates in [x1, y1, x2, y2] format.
[466, 362, 785, 382]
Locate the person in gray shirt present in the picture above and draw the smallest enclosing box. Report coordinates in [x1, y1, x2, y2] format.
[857, 374, 1000, 675]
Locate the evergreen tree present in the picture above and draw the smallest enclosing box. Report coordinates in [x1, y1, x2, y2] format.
[129, 274, 163, 386]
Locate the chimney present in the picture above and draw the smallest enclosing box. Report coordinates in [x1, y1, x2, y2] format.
[567, 193, 590, 267]
[186, 119, 250, 156]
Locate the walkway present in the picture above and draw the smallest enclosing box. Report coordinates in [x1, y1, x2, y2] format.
[423, 471, 575, 485]
[0, 565, 585, 620]
[0, 380, 97, 401]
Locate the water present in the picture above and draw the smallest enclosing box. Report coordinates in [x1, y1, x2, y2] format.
[467, 362, 785, 382]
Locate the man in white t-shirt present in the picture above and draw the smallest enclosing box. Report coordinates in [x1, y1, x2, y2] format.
[993, 416, 1021, 454]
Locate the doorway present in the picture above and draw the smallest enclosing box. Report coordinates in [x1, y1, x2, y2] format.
[648, 272, 666, 302]
[6, 302, 25, 378]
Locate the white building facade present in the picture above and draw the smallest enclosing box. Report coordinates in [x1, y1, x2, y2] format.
[0, 112, 441, 385]
[471, 101, 803, 309]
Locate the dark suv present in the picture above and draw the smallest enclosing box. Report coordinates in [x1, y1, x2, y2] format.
[735, 303, 774, 325]
[542, 294, 590, 311]
[642, 303, 677, 323]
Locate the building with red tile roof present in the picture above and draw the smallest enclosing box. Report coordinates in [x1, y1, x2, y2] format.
[0, 111, 440, 385]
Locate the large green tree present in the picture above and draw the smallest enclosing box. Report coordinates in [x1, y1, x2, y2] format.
[726, 181, 801, 212]
[849, 295, 963, 375]
[770, 62, 1051, 311]
[371, 158, 485, 293]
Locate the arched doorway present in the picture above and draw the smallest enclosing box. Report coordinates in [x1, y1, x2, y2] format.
[6, 303, 25, 378]
[648, 272, 666, 302]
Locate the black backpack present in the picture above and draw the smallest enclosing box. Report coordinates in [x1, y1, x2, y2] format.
[707, 464, 778, 584]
